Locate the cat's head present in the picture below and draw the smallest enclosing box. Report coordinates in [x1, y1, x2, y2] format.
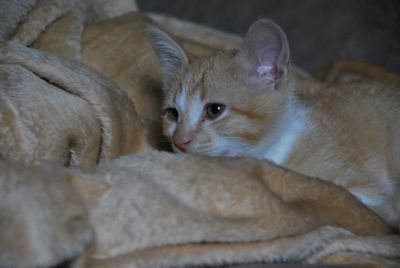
[149, 19, 292, 157]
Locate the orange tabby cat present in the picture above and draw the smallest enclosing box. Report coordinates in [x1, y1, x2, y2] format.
[149, 19, 400, 228]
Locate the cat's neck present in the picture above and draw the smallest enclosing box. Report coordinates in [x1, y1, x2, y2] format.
[249, 88, 311, 165]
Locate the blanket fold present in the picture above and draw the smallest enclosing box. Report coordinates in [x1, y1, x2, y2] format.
[1, 150, 399, 268]
[0, 160, 93, 268]
[0, 42, 147, 167]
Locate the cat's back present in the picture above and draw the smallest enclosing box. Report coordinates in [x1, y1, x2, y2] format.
[308, 79, 400, 155]
[296, 78, 400, 119]
[290, 78, 400, 225]
[295, 78, 400, 142]
[292, 77, 400, 189]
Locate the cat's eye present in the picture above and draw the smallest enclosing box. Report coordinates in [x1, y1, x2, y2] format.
[206, 103, 225, 119]
[163, 107, 179, 122]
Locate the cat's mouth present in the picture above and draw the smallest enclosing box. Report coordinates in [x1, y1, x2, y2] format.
[172, 144, 186, 154]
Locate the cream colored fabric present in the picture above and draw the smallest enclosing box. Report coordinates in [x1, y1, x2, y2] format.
[1, 150, 398, 268]
[0, 160, 93, 268]
[0, 42, 147, 167]
[8, 0, 138, 46]
[0, 1, 399, 268]
[0, 0, 37, 41]
[78, 151, 398, 267]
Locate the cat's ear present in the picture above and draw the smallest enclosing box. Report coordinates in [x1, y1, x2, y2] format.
[235, 19, 290, 90]
[148, 26, 189, 87]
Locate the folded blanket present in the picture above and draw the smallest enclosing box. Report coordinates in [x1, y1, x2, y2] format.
[0, 42, 148, 167]
[1, 150, 398, 268]
[4, 0, 138, 45]
[80, 151, 399, 267]
[0, 160, 93, 268]
[0, 0, 37, 41]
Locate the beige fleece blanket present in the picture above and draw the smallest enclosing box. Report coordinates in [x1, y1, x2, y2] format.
[0, 1, 399, 268]
[1, 149, 398, 268]
[0, 42, 147, 167]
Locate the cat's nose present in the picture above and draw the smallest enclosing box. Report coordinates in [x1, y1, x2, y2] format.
[173, 137, 191, 153]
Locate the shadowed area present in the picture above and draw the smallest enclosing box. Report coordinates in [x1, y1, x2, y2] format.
[138, 0, 400, 74]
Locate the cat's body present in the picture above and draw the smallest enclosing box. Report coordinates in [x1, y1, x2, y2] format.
[149, 19, 400, 227]
[275, 77, 400, 226]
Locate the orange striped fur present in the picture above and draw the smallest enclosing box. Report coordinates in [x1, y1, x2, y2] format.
[150, 19, 400, 229]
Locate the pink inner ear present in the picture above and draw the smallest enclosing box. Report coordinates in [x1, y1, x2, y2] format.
[257, 65, 273, 76]
[256, 64, 283, 90]
[257, 64, 276, 81]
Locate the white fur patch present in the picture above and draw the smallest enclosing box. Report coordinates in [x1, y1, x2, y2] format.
[354, 191, 385, 207]
[176, 85, 189, 117]
[263, 117, 306, 165]
[176, 85, 204, 129]
[351, 170, 396, 207]
[187, 91, 203, 127]
[252, 104, 309, 165]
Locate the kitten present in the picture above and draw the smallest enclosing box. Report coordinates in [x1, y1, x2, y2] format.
[149, 19, 400, 228]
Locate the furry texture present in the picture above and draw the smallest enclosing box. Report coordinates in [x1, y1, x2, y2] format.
[32, 9, 85, 61]
[11, 0, 83, 45]
[10, 0, 138, 46]
[0, 42, 148, 166]
[0, 160, 93, 268]
[0, 1, 399, 267]
[89, 0, 138, 21]
[152, 19, 400, 229]
[1, 150, 397, 267]
[79, 12, 253, 149]
[0, 0, 37, 41]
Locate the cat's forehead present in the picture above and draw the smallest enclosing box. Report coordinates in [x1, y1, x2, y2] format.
[170, 54, 235, 102]
[181, 59, 210, 93]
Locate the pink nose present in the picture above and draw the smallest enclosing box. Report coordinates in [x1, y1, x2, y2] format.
[173, 137, 191, 153]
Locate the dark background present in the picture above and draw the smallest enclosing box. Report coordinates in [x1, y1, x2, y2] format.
[138, 0, 400, 74]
